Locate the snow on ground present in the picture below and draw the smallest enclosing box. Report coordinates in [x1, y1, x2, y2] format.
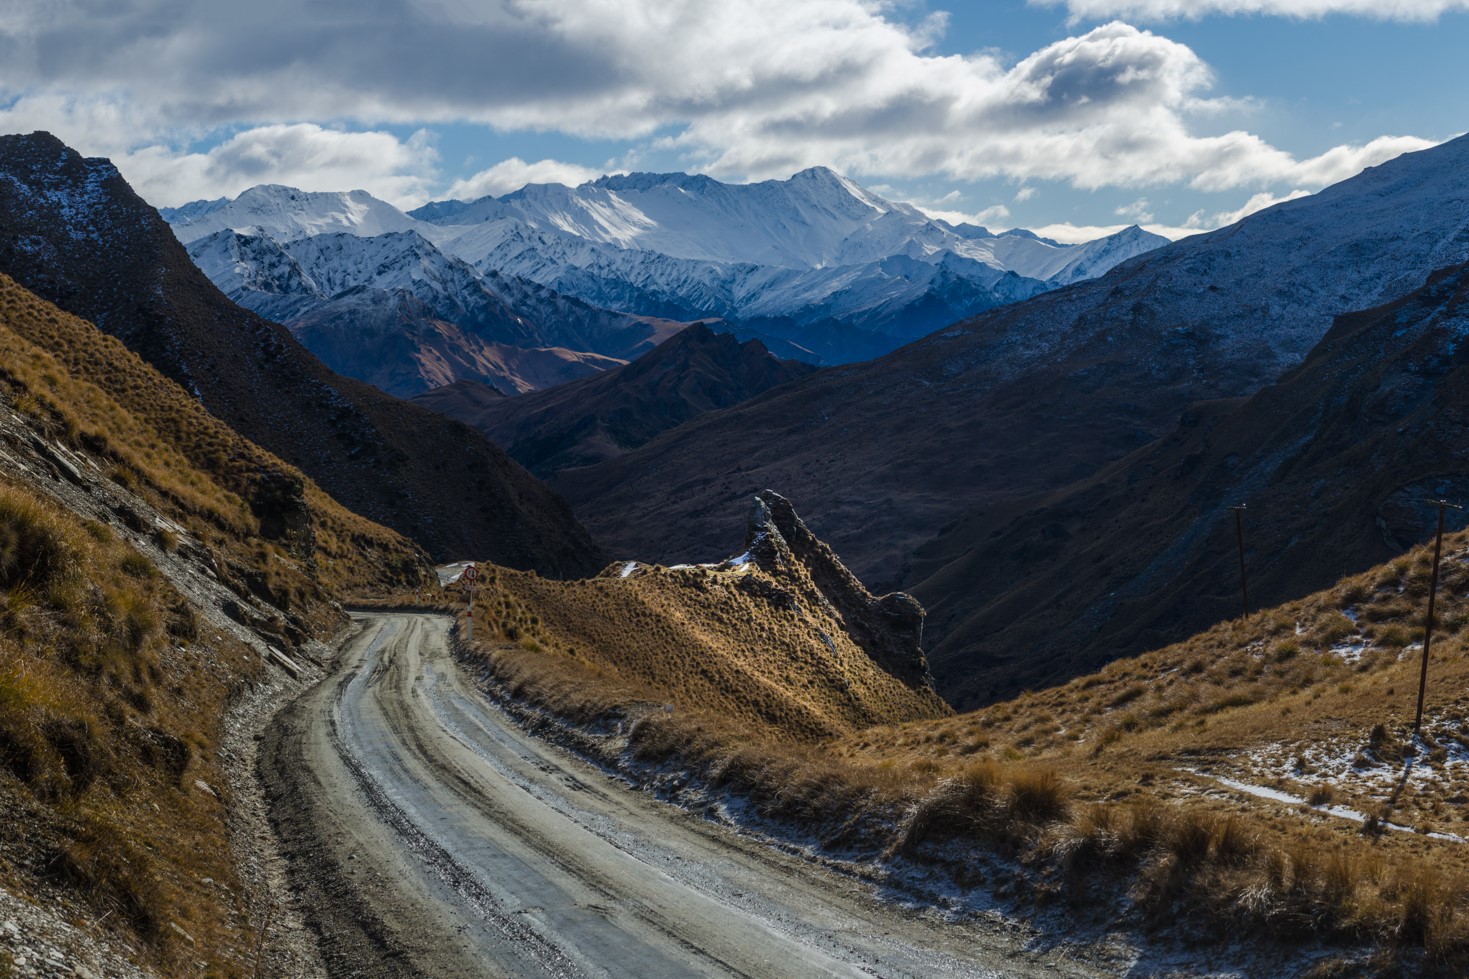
[1186, 769, 1469, 843]
[436, 561, 476, 586]
[1186, 711, 1469, 843]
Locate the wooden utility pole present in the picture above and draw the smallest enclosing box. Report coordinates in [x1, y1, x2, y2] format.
[1230, 504, 1249, 619]
[1414, 500, 1461, 733]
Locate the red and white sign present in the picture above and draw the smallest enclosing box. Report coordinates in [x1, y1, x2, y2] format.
[463, 564, 479, 582]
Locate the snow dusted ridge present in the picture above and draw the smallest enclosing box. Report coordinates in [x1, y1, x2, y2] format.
[163, 169, 1167, 364]
[163, 185, 423, 244]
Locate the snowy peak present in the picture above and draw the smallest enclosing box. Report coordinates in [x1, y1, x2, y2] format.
[164, 167, 1169, 366]
[1047, 225, 1169, 286]
[166, 184, 422, 244]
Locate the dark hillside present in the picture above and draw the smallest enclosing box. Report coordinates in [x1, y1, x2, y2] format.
[417, 323, 817, 477]
[0, 132, 602, 575]
[913, 261, 1469, 705]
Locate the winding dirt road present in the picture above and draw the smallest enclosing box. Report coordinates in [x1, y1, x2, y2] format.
[264, 612, 1103, 978]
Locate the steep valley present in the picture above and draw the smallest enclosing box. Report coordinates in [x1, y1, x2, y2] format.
[546, 133, 1469, 699]
[8, 119, 1469, 978]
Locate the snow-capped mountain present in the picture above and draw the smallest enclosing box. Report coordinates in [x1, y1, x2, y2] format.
[162, 185, 424, 243]
[186, 226, 678, 396]
[410, 168, 1165, 358]
[414, 167, 1162, 280]
[165, 170, 1166, 366]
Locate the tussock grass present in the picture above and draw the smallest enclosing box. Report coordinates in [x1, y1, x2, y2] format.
[457, 561, 948, 740]
[0, 480, 268, 974]
[0, 273, 435, 973]
[443, 516, 1469, 969]
[0, 273, 429, 598]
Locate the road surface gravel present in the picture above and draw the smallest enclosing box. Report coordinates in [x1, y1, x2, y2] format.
[263, 611, 1103, 978]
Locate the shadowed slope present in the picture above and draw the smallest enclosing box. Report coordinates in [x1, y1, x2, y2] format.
[418, 323, 816, 477]
[0, 131, 602, 575]
[912, 260, 1469, 705]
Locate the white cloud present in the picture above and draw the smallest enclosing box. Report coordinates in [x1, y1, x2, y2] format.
[1035, 0, 1469, 21]
[921, 203, 1013, 228]
[1015, 186, 1038, 202]
[113, 125, 441, 208]
[1183, 188, 1313, 228]
[1034, 185, 1316, 242]
[444, 158, 608, 200]
[1115, 197, 1155, 222]
[0, 2, 1443, 208]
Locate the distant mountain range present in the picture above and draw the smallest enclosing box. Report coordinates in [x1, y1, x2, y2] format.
[162, 170, 1166, 386]
[180, 225, 681, 397]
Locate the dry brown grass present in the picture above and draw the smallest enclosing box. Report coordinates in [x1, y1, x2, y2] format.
[458, 561, 949, 740]
[0, 274, 430, 597]
[0, 272, 439, 975]
[440, 520, 1469, 969]
[0, 480, 270, 975]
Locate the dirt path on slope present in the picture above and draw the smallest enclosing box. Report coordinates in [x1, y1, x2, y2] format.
[262, 611, 1102, 978]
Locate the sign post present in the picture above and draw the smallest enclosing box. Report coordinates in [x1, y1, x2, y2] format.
[1230, 504, 1249, 620]
[463, 564, 479, 642]
[1413, 500, 1462, 733]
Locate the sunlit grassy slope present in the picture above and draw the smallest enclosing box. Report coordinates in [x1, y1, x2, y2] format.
[0, 273, 436, 974]
[0, 480, 271, 975]
[461, 491, 951, 740]
[450, 500, 1469, 971]
[0, 272, 430, 597]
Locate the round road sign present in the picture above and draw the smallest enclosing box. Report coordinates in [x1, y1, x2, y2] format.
[464, 564, 479, 582]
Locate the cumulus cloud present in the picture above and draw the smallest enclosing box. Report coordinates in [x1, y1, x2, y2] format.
[1115, 198, 1155, 222]
[922, 203, 1014, 228]
[114, 125, 440, 208]
[0, 1, 1442, 206]
[1035, 0, 1469, 21]
[1183, 188, 1314, 228]
[444, 158, 608, 200]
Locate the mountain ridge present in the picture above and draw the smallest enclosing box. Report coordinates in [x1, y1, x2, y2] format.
[166, 170, 1167, 366]
[415, 322, 817, 477]
[0, 131, 604, 575]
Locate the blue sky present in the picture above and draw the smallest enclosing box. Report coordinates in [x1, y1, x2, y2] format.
[1, 0, 1463, 241]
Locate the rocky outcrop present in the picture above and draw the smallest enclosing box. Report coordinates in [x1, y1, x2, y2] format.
[745, 490, 932, 688]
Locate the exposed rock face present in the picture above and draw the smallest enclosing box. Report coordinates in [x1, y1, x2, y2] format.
[246, 469, 314, 558]
[745, 490, 931, 688]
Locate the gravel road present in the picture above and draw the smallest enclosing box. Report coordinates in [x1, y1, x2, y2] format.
[263, 611, 1102, 978]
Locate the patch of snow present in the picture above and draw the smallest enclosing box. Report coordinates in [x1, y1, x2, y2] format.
[1190, 770, 1469, 843]
[1328, 638, 1372, 664]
